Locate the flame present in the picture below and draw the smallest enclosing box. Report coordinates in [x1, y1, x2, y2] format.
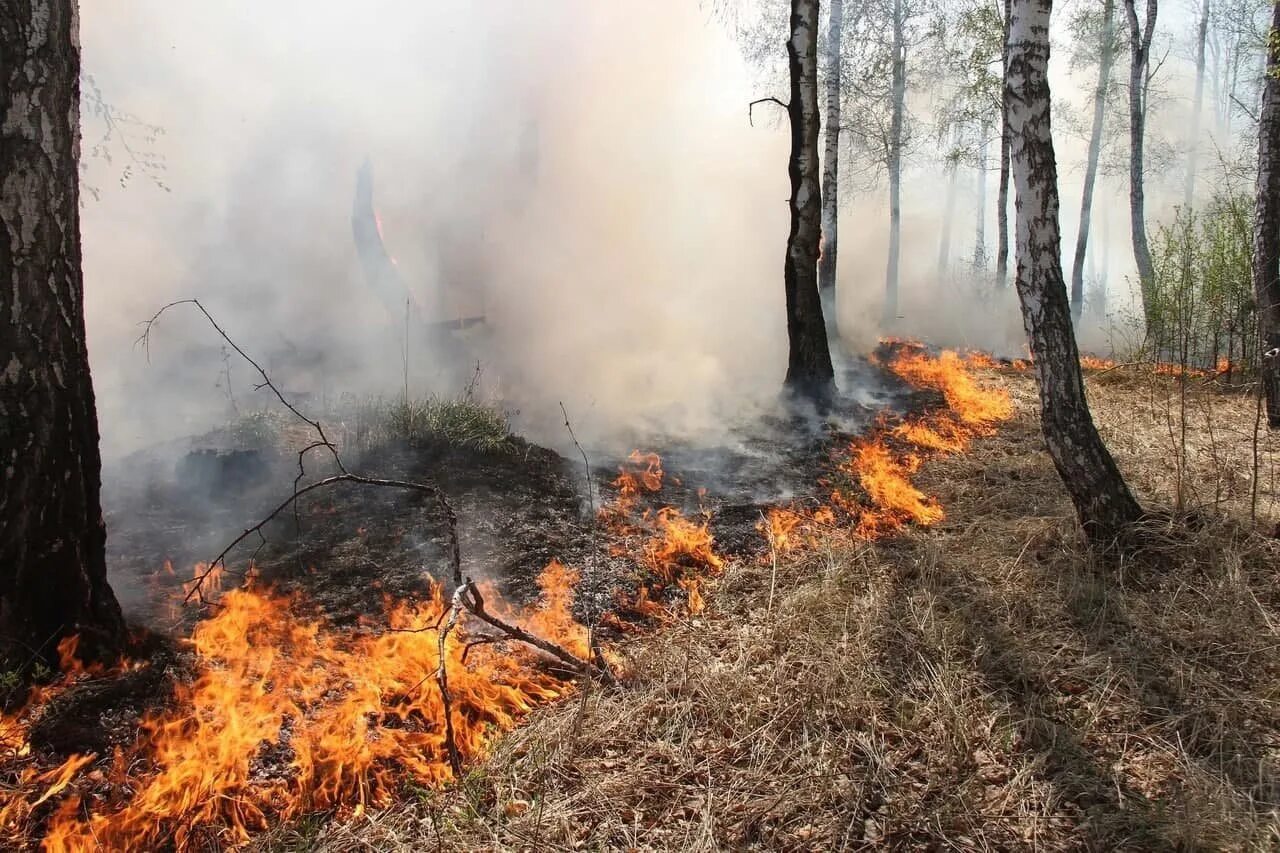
[888, 349, 1013, 430]
[6, 561, 591, 850]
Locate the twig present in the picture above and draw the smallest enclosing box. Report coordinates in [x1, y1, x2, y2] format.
[748, 96, 788, 127]
[457, 579, 615, 685]
[436, 587, 465, 776]
[558, 401, 595, 517]
[181, 473, 461, 608]
[138, 298, 464, 602]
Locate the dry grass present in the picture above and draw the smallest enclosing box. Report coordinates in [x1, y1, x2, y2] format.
[257, 367, 1280, 852]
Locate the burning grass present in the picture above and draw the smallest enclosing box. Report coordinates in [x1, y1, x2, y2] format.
[307, 359, 1280, 852]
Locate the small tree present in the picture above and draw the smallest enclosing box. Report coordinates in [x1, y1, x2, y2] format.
[783, 0, 837, 401]
[0, 0, 126, 667]
[1006, 0, 1145, 542]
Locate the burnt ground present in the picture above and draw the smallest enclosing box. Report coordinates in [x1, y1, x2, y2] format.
[34, 349, 933, 761]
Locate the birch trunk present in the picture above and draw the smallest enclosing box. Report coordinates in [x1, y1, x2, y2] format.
[996, 0, 1013, 288]
[937, 138, 960, 282]
[974, 125, 989, 270]
[819, 0, 843, 345]
[1070, 0, 1115, 320]
[883, 0, 906, 324]
[1184, 0, 1209, 210]
[1006, 0, 1144, 542]
[783, 0, 836, 401]
[1253, 0, 1280, 426]
[1124, 0, 1158, 326]
[0, 0, 125, 667]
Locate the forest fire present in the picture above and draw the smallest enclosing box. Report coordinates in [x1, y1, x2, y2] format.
[0, 344, 1009, 850]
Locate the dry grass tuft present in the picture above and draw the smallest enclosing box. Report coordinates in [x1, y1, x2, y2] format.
[257, 367, 1280, 852]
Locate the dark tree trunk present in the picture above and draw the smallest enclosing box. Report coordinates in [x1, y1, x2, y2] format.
[996, 0, 1013, 288]
[784, 0, 836, 402]
[1007, 0, 1144, 543]
[1071, 0, 1116, 320]
[883, 0, 906, 324]
[1124, 0, 1158, 326]
[1254, 0, 1280, 426]
[0, 0, 125, 668]
[819, 0, 843, 347]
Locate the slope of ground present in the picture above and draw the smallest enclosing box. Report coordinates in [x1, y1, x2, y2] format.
[278, 365, 1280, 852]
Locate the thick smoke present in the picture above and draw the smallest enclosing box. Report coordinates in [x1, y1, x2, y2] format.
[81, 1, 1228, 461]
[80, 1, 790, 459]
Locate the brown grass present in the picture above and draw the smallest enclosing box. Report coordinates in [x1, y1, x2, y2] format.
[256, 367, 1280, 852]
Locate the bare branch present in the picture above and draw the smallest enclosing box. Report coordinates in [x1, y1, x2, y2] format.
[457, 579, 616, 685]
[748, 96, 789, 126]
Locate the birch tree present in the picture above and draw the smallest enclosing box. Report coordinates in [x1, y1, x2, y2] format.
[1070, 0, 1119, 319]
[1184, 0, 1210, 208]
[819, 0, 844, 342]
[1253, 0, 1280, 425]
[0, 0, 126, 667]
[883, 0, 908, 323]
[1124, 0, 1159, 325]
[1006, 0, 1144, 541]
[782, 0, 837, 400]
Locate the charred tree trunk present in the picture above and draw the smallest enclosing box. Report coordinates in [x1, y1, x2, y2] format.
[1184, 0, 1209, 210]
[1071, 0, 1116, 321]
[1124, 0, 1158, 326]
[883, 0, 906, 324]
[783, 0, 836, 402]
[1253, 0, 1280, 426]
[0, 0, 125, 668]
[1007, 0, 1144, 543]
[996, 0, 1013, 288]
[819, 0, 843, 346]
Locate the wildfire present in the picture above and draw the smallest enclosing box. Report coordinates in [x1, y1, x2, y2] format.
[3, 343, 1016, 850]
[5, 564, 590, 850]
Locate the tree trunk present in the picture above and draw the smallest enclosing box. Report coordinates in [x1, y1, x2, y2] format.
[0, 0, 125, 668]
[1184, 0, 1209, 210]
[974, 124, 989, 270]
[883, 0, 906, 325]
[996, 0, 1013, 288]
[1071, 0, 1116, 321]
[784, 0, 836, 402]
[1006, 0, 1144, 543]
[819, 0, 843, 346]
[1124, 0, 1158, 327]
[937, 135, 960, 282]
[1253, 0, 1280, 426]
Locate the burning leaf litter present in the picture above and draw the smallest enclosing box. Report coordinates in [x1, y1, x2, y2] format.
[1, 343, 1009, 851]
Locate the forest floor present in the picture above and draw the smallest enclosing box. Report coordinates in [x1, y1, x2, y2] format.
[261, 363, 1280, 852]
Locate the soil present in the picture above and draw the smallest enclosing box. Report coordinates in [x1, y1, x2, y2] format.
[37, 348, 931, 761]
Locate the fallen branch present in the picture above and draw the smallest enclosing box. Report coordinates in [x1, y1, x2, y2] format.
[457, 579, 616, 685]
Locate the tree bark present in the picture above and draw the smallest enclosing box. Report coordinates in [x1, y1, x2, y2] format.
[1253, 0, 1280, 426]
[1006, 0, 1144, 543]
[1071, 0, 1116, 321]
[0, 0, 125, 667]
[1124, 0, 1158, 326]
[784, 0, 836, 402]
[1184, 0, 1209, 211]
[819, 0, 843, 346]
[974, 124, 989, 270]
[996, 0, 1013, 288]
[883, 0, 906, 325]
[937, 134, 960, 282]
